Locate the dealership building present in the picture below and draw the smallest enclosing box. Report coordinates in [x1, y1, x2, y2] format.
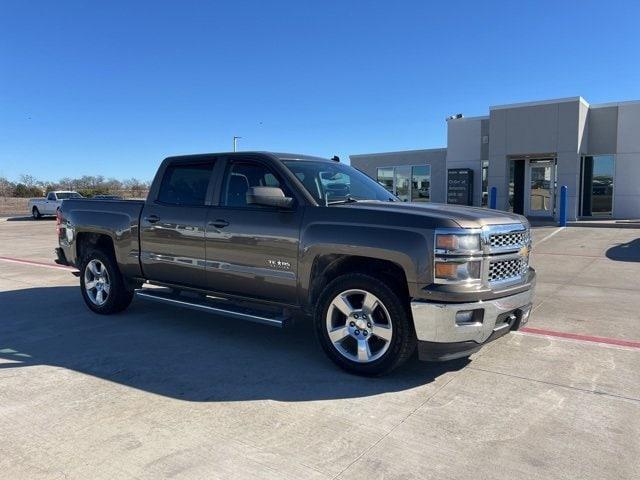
[350, 97, 640, 220]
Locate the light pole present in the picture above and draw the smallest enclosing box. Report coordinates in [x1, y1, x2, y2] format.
[233, 136, 242, 152]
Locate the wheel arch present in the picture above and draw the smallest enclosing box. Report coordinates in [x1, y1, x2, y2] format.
[76, 232, 116, 262]
[307, 254, 410, 313]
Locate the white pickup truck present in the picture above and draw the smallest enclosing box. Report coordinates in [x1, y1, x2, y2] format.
[29, 191, 83, 219]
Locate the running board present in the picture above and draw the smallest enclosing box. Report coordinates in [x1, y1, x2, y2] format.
[135, 289, 286, 328]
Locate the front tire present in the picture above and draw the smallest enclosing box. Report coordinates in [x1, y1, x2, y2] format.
[315, 273, 416, 376]
[32, 207, 42, 220]
[79, 249, 133, 314]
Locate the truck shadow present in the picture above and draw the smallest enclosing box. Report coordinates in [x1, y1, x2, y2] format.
[605, 238, 640, 262]
[0, 286, 467, 402]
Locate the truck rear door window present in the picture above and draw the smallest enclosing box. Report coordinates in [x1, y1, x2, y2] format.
[157, 162, 214, 206]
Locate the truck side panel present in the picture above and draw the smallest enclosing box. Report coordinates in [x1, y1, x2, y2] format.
[298, 209, 431, 306]
[59, 199, 144, 278]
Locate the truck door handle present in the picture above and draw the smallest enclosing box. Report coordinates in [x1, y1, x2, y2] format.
[209, 219, 229, 228]
[145, 215, 160, 224]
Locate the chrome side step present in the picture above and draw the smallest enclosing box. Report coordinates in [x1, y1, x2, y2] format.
[135, 289, 285, 328]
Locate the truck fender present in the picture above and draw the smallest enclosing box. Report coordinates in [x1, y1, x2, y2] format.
[298, 223, 429, 303]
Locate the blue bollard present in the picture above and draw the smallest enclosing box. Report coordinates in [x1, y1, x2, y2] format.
[489, 187, 497, 209]
[559, 185, 568, 226]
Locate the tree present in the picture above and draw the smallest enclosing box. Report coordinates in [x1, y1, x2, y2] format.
[0, 176, 15, 197]
[19, 174, 38, 187]
[5, 173, 150, 198]
[14, 183, 42, 197]
[123, 178, 149, 198]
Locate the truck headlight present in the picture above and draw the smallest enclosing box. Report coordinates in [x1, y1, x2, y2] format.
[434, 260, 481, 283]
[435, 234, 480, 254]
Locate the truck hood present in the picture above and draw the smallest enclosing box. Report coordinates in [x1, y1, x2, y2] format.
[337, 201, 527, 229]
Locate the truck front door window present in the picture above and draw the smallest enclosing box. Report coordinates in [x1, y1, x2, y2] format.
[222, 162, 286, 207]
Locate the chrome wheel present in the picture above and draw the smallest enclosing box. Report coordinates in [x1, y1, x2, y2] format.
[325, 289, 393, 363]
[84, 259, 110, 306]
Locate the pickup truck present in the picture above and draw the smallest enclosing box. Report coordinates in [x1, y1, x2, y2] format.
[55, 152, 535, 375]
[29, 191, 82, 219]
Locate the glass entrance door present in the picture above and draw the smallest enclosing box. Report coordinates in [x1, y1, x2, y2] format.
[528, 160, 555, 217]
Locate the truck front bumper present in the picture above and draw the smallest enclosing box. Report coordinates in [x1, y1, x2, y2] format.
[54, 247, 69, 266]
[411, 287, 534, 361]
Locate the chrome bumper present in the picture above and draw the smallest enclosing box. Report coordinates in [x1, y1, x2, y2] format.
[411, 288, 534, 344]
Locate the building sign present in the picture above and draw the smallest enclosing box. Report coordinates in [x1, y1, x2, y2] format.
[447, 168, 474, 205]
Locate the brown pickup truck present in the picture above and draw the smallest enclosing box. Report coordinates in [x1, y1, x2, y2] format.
[56, 152, 535, 375]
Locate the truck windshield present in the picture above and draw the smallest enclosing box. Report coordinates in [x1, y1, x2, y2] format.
[283, 160, 397, 205]
[56, 192, 83, 199]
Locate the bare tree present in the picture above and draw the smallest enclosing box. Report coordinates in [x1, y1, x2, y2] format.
[0, 176, 15, 196]
[20, 174, 38, 187]
[5, 173, 150, 198]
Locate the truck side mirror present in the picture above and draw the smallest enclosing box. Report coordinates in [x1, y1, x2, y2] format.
[246, 186, 294, 208]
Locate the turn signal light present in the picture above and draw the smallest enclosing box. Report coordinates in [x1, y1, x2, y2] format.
[436, 235, 458, 251]
[435, 263, 458, 278]
[434, 260, 481, 282]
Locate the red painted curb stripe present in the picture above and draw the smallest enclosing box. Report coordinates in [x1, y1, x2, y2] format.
[0, 256, 77, 271]
[521, 327, 640, 349]
[1, 255, 638, 349]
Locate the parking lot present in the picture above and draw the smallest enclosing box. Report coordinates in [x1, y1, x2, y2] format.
[1, 217, 639, 479]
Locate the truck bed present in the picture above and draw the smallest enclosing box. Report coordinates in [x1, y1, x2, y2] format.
[58, 198, 145, 278]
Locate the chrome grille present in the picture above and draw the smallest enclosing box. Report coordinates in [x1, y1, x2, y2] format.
[489, 230, 528, 249]
[488, 257, 529, 283]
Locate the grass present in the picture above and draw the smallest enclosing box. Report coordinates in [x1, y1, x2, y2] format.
[0, 197, 30, 216]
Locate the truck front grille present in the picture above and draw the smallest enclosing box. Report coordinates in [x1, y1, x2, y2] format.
[489, 231, 528, 249]
[488, 257, 529, 283]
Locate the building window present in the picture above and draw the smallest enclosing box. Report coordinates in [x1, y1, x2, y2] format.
[481, 161, 489, 206]
[411, 165, 431, 202]
[376, 167, 394, 194]
[580, 155, 614, 216]
[376, 165, 431, 202]
[395, 166, 411, 202]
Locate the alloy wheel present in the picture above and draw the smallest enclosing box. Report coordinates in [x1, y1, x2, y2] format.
[325, 289, 393, 363]
[84, 259, 111, 306]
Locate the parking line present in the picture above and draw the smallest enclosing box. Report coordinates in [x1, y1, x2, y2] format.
[0, 256, 77, 271]
[532, 226, 565, 246]
[520, 326, 640, 349]
[3, 255, 638, 351]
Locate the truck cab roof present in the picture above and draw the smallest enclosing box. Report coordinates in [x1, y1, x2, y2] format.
[163, 151, 334, 164]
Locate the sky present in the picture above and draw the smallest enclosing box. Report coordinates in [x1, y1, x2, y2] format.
[1, 0, 640, 182]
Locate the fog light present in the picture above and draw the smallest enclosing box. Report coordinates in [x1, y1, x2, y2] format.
[455, 310, 479, 325]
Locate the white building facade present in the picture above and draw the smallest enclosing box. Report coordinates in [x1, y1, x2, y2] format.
[351, 97, 640, 221]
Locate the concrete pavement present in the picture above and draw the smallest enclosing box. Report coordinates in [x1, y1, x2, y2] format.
[0, 217, 639, 479]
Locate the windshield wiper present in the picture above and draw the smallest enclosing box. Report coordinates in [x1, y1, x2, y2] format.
[327, 195, 359, 205]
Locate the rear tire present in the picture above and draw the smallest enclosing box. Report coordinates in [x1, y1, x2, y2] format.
[79, 249, 133, 314]
[32, 207, 41, 220]
[315, 273, 416, 376]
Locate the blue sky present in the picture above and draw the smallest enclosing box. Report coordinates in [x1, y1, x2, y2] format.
[1, 0, 639, 182]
